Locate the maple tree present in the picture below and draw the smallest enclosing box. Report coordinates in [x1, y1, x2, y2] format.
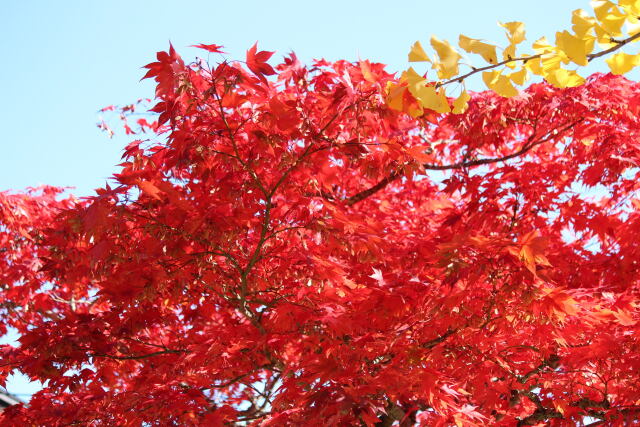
[3, 31, 640, 427]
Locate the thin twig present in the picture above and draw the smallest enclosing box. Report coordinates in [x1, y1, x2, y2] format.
[437, 31, 640, 89]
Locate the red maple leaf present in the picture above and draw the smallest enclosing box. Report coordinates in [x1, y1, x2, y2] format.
[246, 42, 276, 82]
[190, 43, 226, 53]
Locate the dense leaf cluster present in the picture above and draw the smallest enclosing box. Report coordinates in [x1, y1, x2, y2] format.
[1, 43, 640, 425]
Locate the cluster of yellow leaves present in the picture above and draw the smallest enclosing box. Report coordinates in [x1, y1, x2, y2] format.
[388, 0, 640, 116]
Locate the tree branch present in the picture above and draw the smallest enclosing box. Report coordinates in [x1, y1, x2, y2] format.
[438, 54, 542, 88]
[422, 328, 458, 349]
[346, 119, 582, 206]
[587, 31, 640, 61]
[437, 31, 640, 89]
[90, 349, 186, 361]
[423, 119, 581, 171]
[346, 169, 402, 206]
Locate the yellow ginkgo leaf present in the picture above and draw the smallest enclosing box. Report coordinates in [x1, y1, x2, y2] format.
[555, 30, 594, 66]
[592, 0, 614, 21]
[482, 70, 519, 97]
[532, 36, 555, 54]
[524, 57, 544, 75]
[500, 21, 526, 45]
[408, 104, 425, 118]
[482, 70, 498, 85]
[405, 68, 428, 104]
[592, 1, 626, 36]
[619, 0, 640, 16]
[405, 67, 428, 102]
[509, 67, 529, 85]
[593, 24, 619, 47]
[408, 41, 431, 62]
[600, 12, 627, 37]
[430, 35, 462, 79]
[545, 68, 585, 88]
[385, 81, 405, 112]
[403, 68, 449, 114]
[540, 53, 565, 74]
[458, 35, 498, 64]
[605, 52, 640, 74]
[399, 71, 426, 117]
[405, 67, 425, 85]
[414, 84, 451, 113]
[572, 9, 596, 37]
[452, 89, 470, 114]
[503, 44, 517, 67]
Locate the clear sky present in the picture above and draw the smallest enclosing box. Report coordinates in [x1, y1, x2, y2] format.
[0, 0, 611, 399]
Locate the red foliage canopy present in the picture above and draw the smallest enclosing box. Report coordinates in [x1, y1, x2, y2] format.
[2, 43, 640, 426]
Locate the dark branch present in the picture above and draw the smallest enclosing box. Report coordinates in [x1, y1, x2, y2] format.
[438, 54, 542, 88]
[91, 349, 186, 361]
[423, 119, 581, 171]
[346, 169, 402, 206]
[437, 31, 640, 89]
[587, 31, 640, 61]
[422, 328, 458, 349]
[346, 119, 582, 206]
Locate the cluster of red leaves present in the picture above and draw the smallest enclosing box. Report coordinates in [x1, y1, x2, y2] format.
[2, 43, 640, 426]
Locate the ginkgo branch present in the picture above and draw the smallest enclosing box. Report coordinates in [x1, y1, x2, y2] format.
[587, 31, 640, 61]
[437, 31, 640, 89]
[437, 54, 542, 88]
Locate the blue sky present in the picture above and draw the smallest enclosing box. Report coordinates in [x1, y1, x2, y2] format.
[0, 0, 615, 399]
